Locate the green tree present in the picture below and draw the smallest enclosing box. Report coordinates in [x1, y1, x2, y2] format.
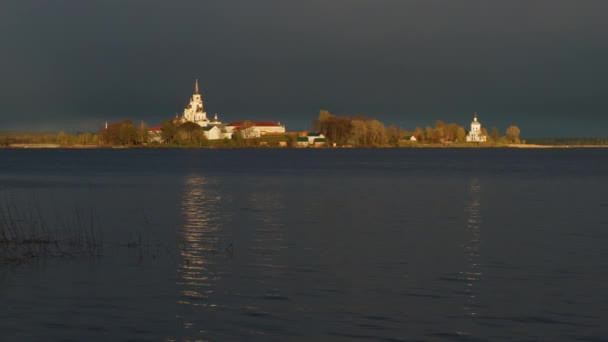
[285, 134, 296, 148]
[414, 127, 424, 140]
[425, 126, 434, 143]
[491, 126, 500, 142]
[77, 132, 93, 145]
[313, 109, 333, 132]
[98, 120, 137, 145]
[506, 125, 521, 143]
[119, 122, 137, 144]
[100, 127, 109, 145]
[319, 116, 352, 146]
[161, 120, 177, 144]
[456, 127, 466, 142]
[138, 120, 149, 144]
[232, 130, 245, 146]
[318, 109, 332, 122]
[351, 119, 367, 147]
[366, 119, 387, 147]
[434, 120, 445, 140]
[177, 122, 203, 145]
[387, 125, 401, 147]
[444, 123, 459, 141]
[194, 130, 208, 147]
[57, 131, 67, 145]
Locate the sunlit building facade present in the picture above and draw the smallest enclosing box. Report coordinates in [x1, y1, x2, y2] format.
[466, 113, 487, 142]
[225, 121, 286, 138]
[181, 79, 222, 127]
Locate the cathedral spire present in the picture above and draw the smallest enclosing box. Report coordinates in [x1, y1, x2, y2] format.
[194, 79, 199, 94]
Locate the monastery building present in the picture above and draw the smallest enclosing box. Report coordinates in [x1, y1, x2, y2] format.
[466, 113, 487, 142]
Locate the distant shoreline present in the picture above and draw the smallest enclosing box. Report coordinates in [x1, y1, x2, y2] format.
[506, 144, 608, 149]
[3, 143, 608, 149]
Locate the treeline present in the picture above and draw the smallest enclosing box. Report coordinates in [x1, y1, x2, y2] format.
[527, 137, 608, 146]
[0, 120, 149, 146]
[98, 120, 149, 145]
[1, 111, 528, 148]
[0, 131, 99, 146]
[313, 111, 392, 147]
[313, 110, 522, 147]
[158, 121, 208, 146]
[98, 119, 215, 146]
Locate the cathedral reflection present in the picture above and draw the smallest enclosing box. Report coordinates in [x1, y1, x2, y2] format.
[173, 177, 289, 338]
[177, 175, 227, 308]
[462, 178, 482, 317]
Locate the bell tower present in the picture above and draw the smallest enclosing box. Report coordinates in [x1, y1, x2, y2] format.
[183, 79, 208, 125]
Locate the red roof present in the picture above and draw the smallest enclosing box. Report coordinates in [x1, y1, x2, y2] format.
[149, 126, 162, 131]
[227, 121, 282, 127]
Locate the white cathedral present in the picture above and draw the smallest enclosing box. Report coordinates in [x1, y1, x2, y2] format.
[180, 79, 221, 127]
[466, 113, 487, 142]
[165, 79, 285, 141]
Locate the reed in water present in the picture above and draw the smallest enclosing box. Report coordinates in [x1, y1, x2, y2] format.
[0, 201, 102, 264]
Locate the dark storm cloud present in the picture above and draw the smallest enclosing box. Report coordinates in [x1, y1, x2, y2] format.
[0, 0, 607, 136]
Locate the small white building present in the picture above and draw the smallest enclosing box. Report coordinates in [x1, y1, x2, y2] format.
[203, 125, 222, 140]
[296, 136, 309, 147]
[466, 113, 487, 142]
[306, 133, 325, 144]
[148, 126, 162, 143]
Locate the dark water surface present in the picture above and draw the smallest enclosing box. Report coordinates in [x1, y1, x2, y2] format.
[1, 148, 607, 341]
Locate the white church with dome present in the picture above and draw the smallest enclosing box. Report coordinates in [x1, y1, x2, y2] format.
[466, 113, 487, 142]
[152, 79, 286, 141]
[179, 79, 221, 127]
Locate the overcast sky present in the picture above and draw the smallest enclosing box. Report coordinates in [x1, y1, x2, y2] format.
[1, 0, 607, 136]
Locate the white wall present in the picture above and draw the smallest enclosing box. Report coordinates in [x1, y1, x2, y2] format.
[259, 126, 286, 134]
[204, 126, 222, 140]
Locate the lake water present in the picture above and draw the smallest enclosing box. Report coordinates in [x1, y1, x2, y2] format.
[1, 148, 607, 341]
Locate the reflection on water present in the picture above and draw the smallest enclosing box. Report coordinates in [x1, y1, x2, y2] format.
[173, 176, 293, 339]
[247, 190, 286, 298]
[463, 178, 482, 318]
[176, 175, 232, 335]
[4, 150, 608, 340]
